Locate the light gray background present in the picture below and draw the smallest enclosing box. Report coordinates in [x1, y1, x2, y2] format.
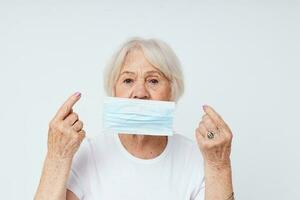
[0, 0, 299, 199]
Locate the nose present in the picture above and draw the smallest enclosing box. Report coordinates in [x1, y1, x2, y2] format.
[132, 81, 150, 99]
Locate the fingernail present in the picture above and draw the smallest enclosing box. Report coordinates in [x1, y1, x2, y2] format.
[75, 92, 81, 97]
[203, 105, 208, 110]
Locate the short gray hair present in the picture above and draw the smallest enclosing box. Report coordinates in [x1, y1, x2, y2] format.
[103, 37, 184, 102]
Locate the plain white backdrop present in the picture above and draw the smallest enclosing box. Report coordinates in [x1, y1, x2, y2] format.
[0, 0, 299, 199]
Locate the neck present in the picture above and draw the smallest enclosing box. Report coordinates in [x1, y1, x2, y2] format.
[118, 134, 168, 159]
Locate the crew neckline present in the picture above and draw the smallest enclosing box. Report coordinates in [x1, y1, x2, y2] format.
[113, 132, 172, 164]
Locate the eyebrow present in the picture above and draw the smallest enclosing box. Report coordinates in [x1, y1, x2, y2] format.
[146, 70, 163, 76]
[119, 70, 163, 76]
[119, 71, 135, 76]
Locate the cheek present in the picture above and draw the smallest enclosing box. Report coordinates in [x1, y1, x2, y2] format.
[163, 87, 172, 99]
[114, 83, 128, 97]
[151, 84, 172, 100]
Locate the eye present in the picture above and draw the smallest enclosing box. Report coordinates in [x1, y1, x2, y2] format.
[123, 78, 133, 84]
[148, 79, 159, 85]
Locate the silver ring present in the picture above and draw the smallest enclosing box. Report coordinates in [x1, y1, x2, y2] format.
[207, 131, 215, 139]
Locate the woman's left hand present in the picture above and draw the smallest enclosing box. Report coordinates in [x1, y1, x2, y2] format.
[195, 105, 233, 169]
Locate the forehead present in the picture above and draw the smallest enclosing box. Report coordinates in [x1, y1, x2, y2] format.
[121, 49, 162, 74]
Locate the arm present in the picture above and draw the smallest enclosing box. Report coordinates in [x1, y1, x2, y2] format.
[67, 189, 80, 200]
[204, 163, 234, 200]
[34, 156, 73, 200]
[195, 105, 234, 200]
[34, 92, 85, 200]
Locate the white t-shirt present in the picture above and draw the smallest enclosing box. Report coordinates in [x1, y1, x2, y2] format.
[66, 132, 205, 200]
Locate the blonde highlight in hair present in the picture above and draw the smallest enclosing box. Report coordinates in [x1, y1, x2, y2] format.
[103, 37, 184, 102]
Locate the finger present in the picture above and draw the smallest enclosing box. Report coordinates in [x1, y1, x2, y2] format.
[198, 122, 208, 139]
[54, 92, 81, 121]
[77, 129, 86, 140]
[202, 115, 219, 134]
[72, 120, 83, 132]
[203, 105, 228, 129]
[64, 112, 79, 126]
[195, 123, 209, 149]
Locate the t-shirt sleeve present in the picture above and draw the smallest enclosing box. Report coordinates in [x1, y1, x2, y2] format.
[66, 168, 84, 199]
[190, 179, 205, 200]
[66, 138, 90, 199]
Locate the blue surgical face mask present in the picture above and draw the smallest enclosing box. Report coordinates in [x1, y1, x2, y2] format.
[102, 96, 176, 136]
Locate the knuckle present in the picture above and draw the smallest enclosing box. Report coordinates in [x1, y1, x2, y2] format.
[206, 118, 214, 125]
[80, 129, 86, 135]
[202, 142, 210, 149]
[74, 121, 83, 130]
[199, 126, 206, 133]
[79, 134, 85, 141]
[59, 123, 68, 133]
[49, 119, 59, 128]
[73, 112, 78, 119]
[199, 120, 204, 126]
[72, 133, 80, 140]
[64, 105, 70, 114]
[196, 133, 204, 142]
[227, 133, 233, 141]
[218, 138, 226, 145]
[52, 122, 60, 131]
[223, 130, 233, 140]
[202, 120, 209, 127]
[79, 130, 86, 139]
[199, 121, 205, 127]
[61, 122, 68, 129]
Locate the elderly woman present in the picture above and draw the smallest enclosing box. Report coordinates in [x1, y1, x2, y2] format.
[35, 38, 234, 200]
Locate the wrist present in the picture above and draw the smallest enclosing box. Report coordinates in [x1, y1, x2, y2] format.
[44, 154, 73, 174]
[46, 151, 73, 163]
[203, 160, 234, 200]
[204, 162, 232, 181]
[204, 159, 232, 172]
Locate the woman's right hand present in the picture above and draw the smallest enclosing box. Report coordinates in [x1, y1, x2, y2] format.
[34, 92, 86, 200]
[47, 92, 86, 161]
